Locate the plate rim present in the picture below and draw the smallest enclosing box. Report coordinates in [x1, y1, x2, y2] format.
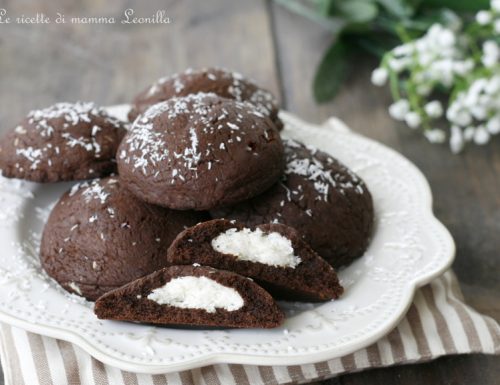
[0, 107, 455, 374]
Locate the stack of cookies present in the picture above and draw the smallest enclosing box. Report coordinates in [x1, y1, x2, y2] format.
[0, 68, 374, 329]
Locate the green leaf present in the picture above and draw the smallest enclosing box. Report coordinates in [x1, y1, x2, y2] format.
[420, 0, 489, 12]
[274, 0, 346, 33]
[375, 0, 415, 18]
[317, 0, 337, 16]
[335, 0, 379, 23]
[313, 39, 349, 103]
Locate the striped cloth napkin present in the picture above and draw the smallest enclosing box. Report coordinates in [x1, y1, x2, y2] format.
[1, 270, 498, 385]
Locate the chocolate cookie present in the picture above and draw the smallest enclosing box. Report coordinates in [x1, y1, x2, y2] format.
[212, 139, 374, 268]
[118, 92, 284, 210]
[128, 67, 283, 130]
[168, 219, 343, 301]
[40, 177, 208, 301]
[0, 102, 126, 182]
[94, 265, 284, 329]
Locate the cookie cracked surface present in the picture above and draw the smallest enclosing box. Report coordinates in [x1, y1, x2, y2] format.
[118, 93, 285, 210]
[0, 102, 126, 182]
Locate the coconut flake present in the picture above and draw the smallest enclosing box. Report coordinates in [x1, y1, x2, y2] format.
[212, 227, 302, 268]
[147, 276, 244, 313]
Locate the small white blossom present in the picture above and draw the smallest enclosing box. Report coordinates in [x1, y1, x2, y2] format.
[473, 126, 490, 144]
[448, 107, 473, 127]
[450, 126, 464, 153]
[471, 105, 488, 120]
[453, 59, 474, 75]
[388, 99, 410, 120]
[393, 44, 414, 57]
[485, 76, 500, 94]
[388, 57, 408, 73]
[371, 67, 389, 86]
[494, 19, 500, 34]
[424, 101, 444, 118]
[416, 83, 432, 96]
[437, 29, 456, 47]
[486, 115, 500, 134]
[482, 40, 499, 68]
[424, 129, 446, 143]
[404, 111, 422, 128]
[464, 126, 476, 141]
[492, 0, 500, 12]
[476, 11, 492, 25]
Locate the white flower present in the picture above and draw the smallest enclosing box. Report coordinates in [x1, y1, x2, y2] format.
[476, 11, 492, 25]
[482, 40, 499, 67]
[416, 83, 432, 96]
[388, 99, 410, 120]
[424, 101, 444, 118]
[464, 126, 476, 141]
[404, 111, 422, 128]
[447, 106, 472, 127]
[393, 44, 414, 57]
[453, 59, 474, 75]
[371, 67, 389, 86]
[485, 76, 500, 94]
[418, 52, 434, 67]
[388, 58, 408, 73]
[424, 129, 446, 143]
[492, 0, 500, 12]
[494, 19, 500, 34]
[449, 126, 464, 153]
[471, 105, 488, 120]
[473, 126, 490, 144]
[437, 29, 456, 47]
[486, 115, 500, 134]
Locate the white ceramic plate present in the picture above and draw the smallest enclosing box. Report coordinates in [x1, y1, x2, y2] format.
[0, 106, 455, 374]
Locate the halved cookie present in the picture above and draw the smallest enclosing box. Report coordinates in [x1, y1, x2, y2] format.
[167, 219, 344, 301]
[212, 139, 374, 268]
[94, 265, 284, 329]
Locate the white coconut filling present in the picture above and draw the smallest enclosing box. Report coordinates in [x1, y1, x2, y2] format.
[146, 276, 244, 313]
[211, 228, 302, 268]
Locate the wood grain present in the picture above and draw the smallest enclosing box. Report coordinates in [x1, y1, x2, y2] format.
[0, 0, 498, 384]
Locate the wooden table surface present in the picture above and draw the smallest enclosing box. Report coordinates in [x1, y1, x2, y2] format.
[0, 0, 498, 384]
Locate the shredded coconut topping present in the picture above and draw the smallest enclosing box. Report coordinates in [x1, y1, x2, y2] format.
[212, 227, 302, 268]
[279, 139, 366, 215]
[11, 102, 122, 171]
[68, 178, 118, 206]
[122, 92, 268, 180]
[143, 67, 277, 117]
[147, 276, 244, 313]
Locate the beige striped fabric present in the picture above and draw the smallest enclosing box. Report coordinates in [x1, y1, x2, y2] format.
[1, 270, 498, 385]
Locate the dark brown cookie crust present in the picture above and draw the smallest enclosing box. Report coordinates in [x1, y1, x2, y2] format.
[40, 177, 208, 301]
[128, 67, 283, 130]
[211, 139, 374, 268]
[0, 102, 126, 182]
[118, 93, 285, 211]
[94, 265, 285, 329]
[167, 219, 343, 301]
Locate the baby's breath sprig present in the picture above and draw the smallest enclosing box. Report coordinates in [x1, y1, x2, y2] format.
[372, 1, 500, 152]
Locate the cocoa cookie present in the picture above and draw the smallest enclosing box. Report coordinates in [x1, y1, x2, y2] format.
[94, 265, 284, 329]
[212, 139, 374, 268]
[128, 67, 283, 130]
[168, 219, 343, 301]
[40, 177, 208, 301]
[118, 92, 284, 210]
[0, 102, 126, 182]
